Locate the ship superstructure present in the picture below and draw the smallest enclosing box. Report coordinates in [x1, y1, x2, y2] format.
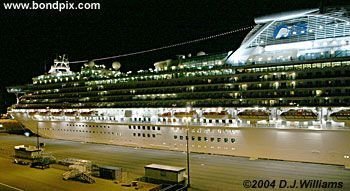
[7, 7, 350, 167]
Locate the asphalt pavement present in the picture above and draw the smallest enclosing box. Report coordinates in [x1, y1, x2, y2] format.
[1, 134, 349, 191]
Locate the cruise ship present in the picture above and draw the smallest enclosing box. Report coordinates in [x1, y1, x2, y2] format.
[7, 7, 350, 167]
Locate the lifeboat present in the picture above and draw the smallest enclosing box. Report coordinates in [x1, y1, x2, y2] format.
[237, 109, 270, 121]
[39, 111, 51, 116]
[28, 111, 39, 116]
[64, 111, 78, 117]
[51, 111, 64, 116]
[174, 111, 197, 118]
[203, 111, 229, 119]
[158, 112, 172, 117]
[330, 110, 350, 123]
[80, 111, 97, 117]
[280, 109, 317, 121]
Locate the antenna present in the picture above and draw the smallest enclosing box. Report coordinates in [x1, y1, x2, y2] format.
[48, 54, 71, 74]
[319, 0, 327, 14]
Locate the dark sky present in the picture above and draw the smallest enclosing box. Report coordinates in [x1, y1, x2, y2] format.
[0, 0, 349, 112]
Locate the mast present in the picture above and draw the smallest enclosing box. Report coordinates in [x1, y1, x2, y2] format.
[48, 54, 71, 74]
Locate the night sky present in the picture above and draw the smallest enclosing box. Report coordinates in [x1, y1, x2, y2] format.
[0, 0, 348, 112]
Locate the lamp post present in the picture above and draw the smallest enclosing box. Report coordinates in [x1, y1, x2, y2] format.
[36, 122, 40, 150]
[186, 117, 191, 188]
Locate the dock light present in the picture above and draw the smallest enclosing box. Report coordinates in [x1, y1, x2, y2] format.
[24, 132, 30, 137]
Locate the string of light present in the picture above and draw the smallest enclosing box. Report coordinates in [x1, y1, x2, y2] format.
[69, 25, 254, 64]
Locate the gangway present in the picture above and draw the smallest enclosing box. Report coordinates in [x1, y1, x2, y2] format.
[62, 169, 80, 180]
[159, 184, 187, 191]
[62, 170, 95, 183]
[80, 172, 95, 184]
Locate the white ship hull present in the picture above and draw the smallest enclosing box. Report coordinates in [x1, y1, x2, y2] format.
[9, 107, 350, 167]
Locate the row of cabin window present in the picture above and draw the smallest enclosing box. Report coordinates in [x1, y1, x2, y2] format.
[67, 124, 110, 128]
[133, 133, 156, 138]
[158, 118, 234, 123]
[133, 118, 151, 122]
[129, 125, 161, 131]
[131, 117, 232, 123]
[174, 135, 235, 143]
[42, 128, 118, 135]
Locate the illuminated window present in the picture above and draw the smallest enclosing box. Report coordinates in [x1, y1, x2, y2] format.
[241, 84, 248, 90]
[316, 90, 322, 96]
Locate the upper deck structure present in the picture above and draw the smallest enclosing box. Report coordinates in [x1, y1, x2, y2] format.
[227, 7, 350, 65]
